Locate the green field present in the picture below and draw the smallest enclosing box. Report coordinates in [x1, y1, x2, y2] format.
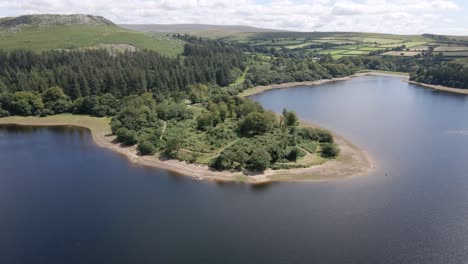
[0, 25, 185, 56]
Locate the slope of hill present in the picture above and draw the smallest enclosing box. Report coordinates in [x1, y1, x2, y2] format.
[0, 15, 184, 57]
[120, 24, 284, 38]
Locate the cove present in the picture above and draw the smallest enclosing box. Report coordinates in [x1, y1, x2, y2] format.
[2, 75, 468, 263]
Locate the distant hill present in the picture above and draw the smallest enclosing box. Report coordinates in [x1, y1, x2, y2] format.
[120, 24, 283, 33]
[0, 14, 114, 31]
[0, 14, 184, 57]
[120, 24, 284, 38]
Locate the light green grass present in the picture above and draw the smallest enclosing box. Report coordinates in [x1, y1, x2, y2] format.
[359, 70, 410, 76]
[0, 114, 111, 133]
[342, 50, 370, 55]
[0, 25, 184, 57]
[229, 67, 249, 87]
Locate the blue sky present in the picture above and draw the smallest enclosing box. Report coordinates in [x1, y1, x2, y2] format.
[0, 0, 467, 35]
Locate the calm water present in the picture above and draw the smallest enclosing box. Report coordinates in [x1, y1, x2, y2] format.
[2, 76, 468, 263]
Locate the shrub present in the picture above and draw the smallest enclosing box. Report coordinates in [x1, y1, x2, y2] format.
[0, 108, 9, 117]
[39, 108, 55, 117]
[321, 143, 340, 158]
[247, 148, 271, 172]
[238, 112, 275, 135]
[286, 147, 305, 162]
[138, 141, 156, 155]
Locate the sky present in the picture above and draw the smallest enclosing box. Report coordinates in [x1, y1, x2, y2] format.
[0, 0, 467, 35]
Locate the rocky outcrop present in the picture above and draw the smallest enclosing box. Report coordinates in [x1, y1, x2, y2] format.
[0, 14, 114, 32]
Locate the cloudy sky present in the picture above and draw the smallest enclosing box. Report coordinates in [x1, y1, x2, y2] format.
[0, 0, 467, 35]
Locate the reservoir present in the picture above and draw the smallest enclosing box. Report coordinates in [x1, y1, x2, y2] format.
[2, 75, 468, 263]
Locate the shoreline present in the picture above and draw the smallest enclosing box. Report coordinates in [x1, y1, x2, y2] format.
[408, 81, 468, 95]
[0, 114, 375, 184]
[239, 70, 409, 97]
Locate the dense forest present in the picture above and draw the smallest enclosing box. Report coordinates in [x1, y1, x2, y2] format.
[410, 59, 468, 88]
[0, 41, 245, 99]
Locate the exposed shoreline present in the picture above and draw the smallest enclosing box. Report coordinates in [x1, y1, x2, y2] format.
[0, 72, 391, 183]
[408, 81, 468, 95]
[239, 70, 409, 97]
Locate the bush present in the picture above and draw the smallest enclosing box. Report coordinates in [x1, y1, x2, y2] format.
[39, 108, 55, 117]
[163, 136, 181, 158]
[238, 112, 275, 135]
[286, 147, 305, 162]
[138, 141, 156, 155]
[247, 148, 271, 172]
[0, 108, 9, 117]
[115, 127, 138, 145]
[321, 143, 340, 158]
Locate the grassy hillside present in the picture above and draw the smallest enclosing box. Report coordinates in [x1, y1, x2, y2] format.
[0, 17, 184, 57]
[120, 24, 283, 38]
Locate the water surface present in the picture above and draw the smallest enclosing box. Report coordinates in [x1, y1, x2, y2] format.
[2, 76, 468, 263]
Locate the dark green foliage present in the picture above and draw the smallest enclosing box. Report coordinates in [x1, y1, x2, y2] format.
[321, 143, 340, 158]
[0, 107, 9, 117]
[9, 91, 43, 116]
[0, 42, 245, 99]
[299, 127, 334, 143]
[411, 59, 468, 89]
[41, 86, 72, 114]
[138, 141, 156, 155]
[247, 148, 271, 172]
[286, 147, 305, 162]
[282, 108, 299, 127]
[164, 136, 181, 158]
[39, 108, 54, 117]
[116, 127, 138, 146]
[238, 111, 276, 135]
[196, 112, 215, 131]
[155, 101, 193, 121]
[189, 83, 209, 103]
[212, 148, 249, 170]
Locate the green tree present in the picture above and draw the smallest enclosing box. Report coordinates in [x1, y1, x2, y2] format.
[164, 136, 181, 158]
[10, 91, 43, 116]
[238, 112, 275, 135]
[283, 109, 299, 127]
[321, 143, 340, 158]
[138, 141, 156, 155]
[247, 148, 271, 172]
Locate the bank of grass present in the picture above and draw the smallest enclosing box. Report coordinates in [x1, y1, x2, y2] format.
[0, 114, 111, 134]
[0, 25, 184, 57]
[357, 69, 409, 76]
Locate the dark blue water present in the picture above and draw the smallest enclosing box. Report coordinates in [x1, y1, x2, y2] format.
[2, 76, 468, 263]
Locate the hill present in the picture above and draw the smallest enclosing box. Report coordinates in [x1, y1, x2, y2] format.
[0, 14, 184, 57]
[120, 24, 283, 38]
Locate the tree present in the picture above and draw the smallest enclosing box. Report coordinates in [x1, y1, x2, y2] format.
[238, 112, 275, 135]
[115, 127, 138, 145]
[138, 141, 156, 155]
[164, 136, 181, 158]
[10, 91, 43, 116]
[247, 148, 271, 172]
[283, 109, 299, 127]
[321, 143, 340, 158]
[189, 83, 208, 103]
[196, 112, 214, 131]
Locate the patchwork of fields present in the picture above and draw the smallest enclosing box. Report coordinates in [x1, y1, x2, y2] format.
[220, 32, 468, 60]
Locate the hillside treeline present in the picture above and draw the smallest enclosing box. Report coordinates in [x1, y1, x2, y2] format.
[0, 41, 246, 99]
[410, 59, 468, 89]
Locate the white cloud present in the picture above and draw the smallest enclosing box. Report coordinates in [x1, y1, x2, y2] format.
[0, 0, 465, 34]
